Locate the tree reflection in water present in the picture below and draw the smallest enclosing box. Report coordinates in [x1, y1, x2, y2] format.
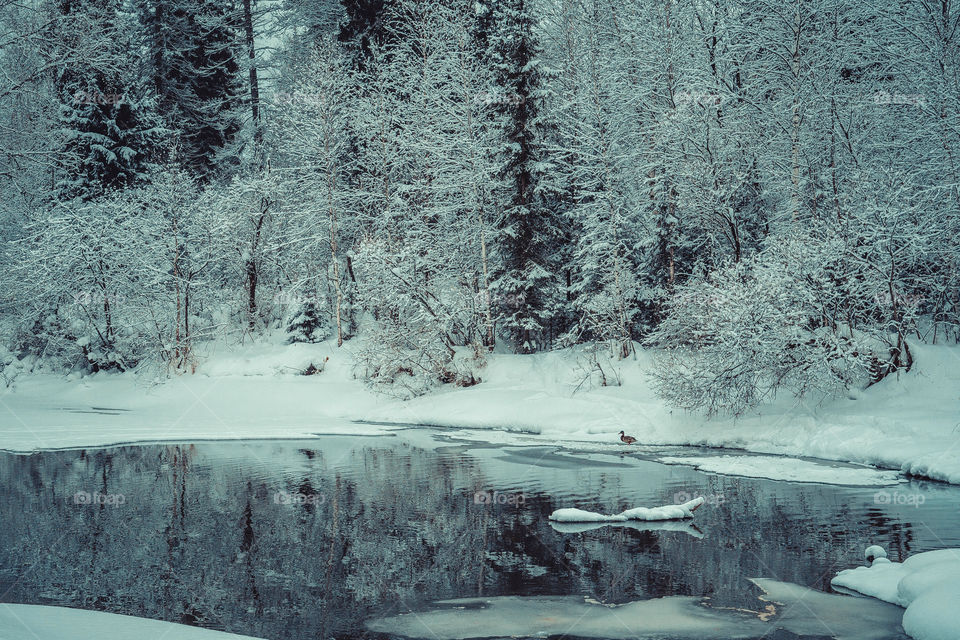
[0, 437, 954, 640]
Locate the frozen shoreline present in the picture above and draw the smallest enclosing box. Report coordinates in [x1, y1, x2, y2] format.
[2, 340, 958, 484]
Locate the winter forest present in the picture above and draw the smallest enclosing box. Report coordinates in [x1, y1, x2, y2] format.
[1, 0, 959, 415]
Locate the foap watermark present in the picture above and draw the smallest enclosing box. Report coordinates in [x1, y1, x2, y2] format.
[73, 289, 127, 307]
[874, 490, 925, 507]
[73, 90, 126, 106]
[673, 490, 725, 506]
[271, 90, 328, 107]
[474, 290, 527, 309]
[872, 91, 926, 108]
[675, 91, 722, 107]
[273, 291, 322, 307]
[474, 490, 526, 505]
[874, 291, 924, 309]
[273, 490, 325, 506]
[73, 491, 126, 507]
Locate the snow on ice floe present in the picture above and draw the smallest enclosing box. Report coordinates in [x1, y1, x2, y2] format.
[657, 454, 903, 485]
[750, 578, 906, 640]
[549, 496, 704, 522]
[832, 547, 960, 640]
[0, 604, 262, 640]
[367, 586, 907, 640]
[366, 594, 766, 639]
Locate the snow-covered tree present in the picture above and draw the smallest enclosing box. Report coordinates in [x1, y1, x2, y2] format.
[137, 0, 244, 179]
[274, 34, 357, 346]
[482, 0, 567, 353]
[51, 0, 166, 202]
[648, 233, 873, 415]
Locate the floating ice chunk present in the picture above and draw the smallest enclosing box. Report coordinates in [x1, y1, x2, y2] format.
[366, 594, 765, 639]
[0, 604, 262, 640]
[549, 497, 704, 522]
[750, 578, 905, 640]
[658, 455, 902, 486]
[368, 583, 906, 640]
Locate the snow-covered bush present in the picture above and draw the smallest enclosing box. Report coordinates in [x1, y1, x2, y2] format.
[3, 167, 230, 375]
[284, 298, 331, 344]
[352, 238, 481, 399]
[648, 236, 874, 415]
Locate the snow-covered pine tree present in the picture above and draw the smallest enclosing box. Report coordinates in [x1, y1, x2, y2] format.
[137, 0, 243, 179]
[482, 0, 567, 353]
[52, 0, 165, 201]
[551, 0, 642, 359]
[285, 297, 331, 344]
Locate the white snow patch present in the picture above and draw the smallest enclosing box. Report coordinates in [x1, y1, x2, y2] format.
[657, 455, 903, 486]
[549, 497, 704, 522]
[0, 604, 262, 640]
[366, 594, 766, 639]
[2, 339, 959, 488]
[831, 547, 960, 640]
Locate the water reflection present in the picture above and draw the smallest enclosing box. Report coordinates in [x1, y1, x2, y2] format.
[0, 434, 957, 640]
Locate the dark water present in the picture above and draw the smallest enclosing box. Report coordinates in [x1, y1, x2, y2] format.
[1, 430, 958, 639]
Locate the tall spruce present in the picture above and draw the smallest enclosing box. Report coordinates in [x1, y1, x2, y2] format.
[53, 0, 165, 201]
[138, 0, 243, 179]
[482, 0, 566, 353]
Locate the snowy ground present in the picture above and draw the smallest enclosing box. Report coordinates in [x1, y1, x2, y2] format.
[2, 338, 959, 485]
[0, 604, 262, 640]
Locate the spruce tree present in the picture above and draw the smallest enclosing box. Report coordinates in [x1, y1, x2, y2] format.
[138, 0, 243, 179]
[53, 0, 165, 201]
[482, 0, 566, 354]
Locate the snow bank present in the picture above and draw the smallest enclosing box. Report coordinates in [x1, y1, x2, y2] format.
[657, 455, 903, 486]
[832, 547, 960, 640]
[2, 338, 959, 489]
[0, 604, 262, 640]
[549, 497, 704, 522]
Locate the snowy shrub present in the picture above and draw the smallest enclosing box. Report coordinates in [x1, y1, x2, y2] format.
[572, 342, 624, 392]
[352, 238, 481, 399]
[285, 298, 332, 344]
[647, 237, 874, 415]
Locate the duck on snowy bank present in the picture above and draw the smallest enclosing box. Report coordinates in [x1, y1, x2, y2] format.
[619, 430, 637, 445]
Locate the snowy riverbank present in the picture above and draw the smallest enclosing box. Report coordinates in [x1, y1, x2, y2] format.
[2, 339, 958, 484]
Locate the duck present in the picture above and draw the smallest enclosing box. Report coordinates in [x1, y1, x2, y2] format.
[618, 430, 637, 445]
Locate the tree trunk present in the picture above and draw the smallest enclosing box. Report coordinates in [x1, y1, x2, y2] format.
[242, 0, 262, 160]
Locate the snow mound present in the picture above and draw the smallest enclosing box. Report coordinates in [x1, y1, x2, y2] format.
[657, 455, 903, 486]
[831, 546, 960, 640]
[0, 604, 262, 640]
[865, 545, 888, 562]
[549, 497, 704, 522]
